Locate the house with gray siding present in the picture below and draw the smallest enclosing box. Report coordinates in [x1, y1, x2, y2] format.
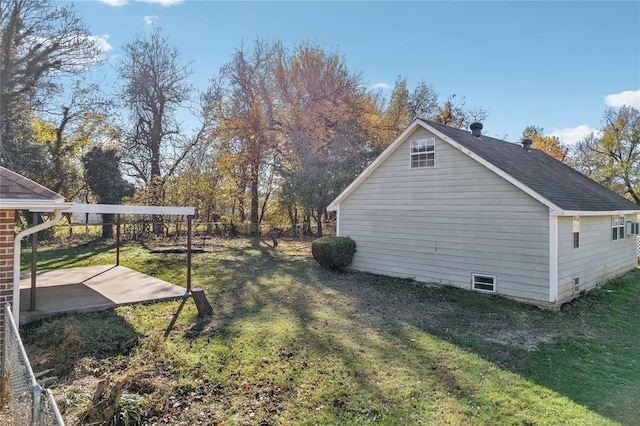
[327, 119, 640, 307]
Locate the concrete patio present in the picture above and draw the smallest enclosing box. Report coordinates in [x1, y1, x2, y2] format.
[19, 265, 188, 324]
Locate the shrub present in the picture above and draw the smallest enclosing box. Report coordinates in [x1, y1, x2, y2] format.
[311, 236, 356, 270]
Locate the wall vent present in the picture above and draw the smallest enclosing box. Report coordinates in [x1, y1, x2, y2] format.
[472, 273, 496, 292]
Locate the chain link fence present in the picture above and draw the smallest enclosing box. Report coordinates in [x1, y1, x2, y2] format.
[1, 303, 64, 425]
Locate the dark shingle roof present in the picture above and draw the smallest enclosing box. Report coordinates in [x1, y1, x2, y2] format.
[420, 119, 639, 212]
[0, 166, 65, 201]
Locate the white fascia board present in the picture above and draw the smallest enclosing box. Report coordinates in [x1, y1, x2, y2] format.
[421, 123, 565, 213]
[555, 209, 640, 217]
[0, 199, 72, 211]
[65, 203, 196, 216]
[327, 120, 424, 211]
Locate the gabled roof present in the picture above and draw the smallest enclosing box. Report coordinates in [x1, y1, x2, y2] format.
[0, 166, 69, 210]
[328, 119, 640, 215]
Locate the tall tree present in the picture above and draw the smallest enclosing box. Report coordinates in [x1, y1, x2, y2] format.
[573, 106, 639, 204]
[83, 147, 135, 238]
[203, 39, 284, 236]
[0, 0, 101, 173]
[521, 125, 569, 162]
[118, 28, 200, 232]
[275, 42, 376, 236]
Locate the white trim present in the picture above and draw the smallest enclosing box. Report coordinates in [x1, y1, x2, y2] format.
[471, 273, 497, 293]
[410, 137, 435, 168]
[0, 199, 71, 211]
[65, 203, 196, 216]
[335, 206, 341, 236]
[560, 209, 640, 216]
[549, 214, 558, 303]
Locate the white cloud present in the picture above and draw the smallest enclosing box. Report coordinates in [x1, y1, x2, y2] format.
[90, 34, 113, 54]
[144, 15, 158, 26]
[99, 0, 129, 6]
[136, 0, 185, 6]
[549, 125, 602, 145]
[369, 82, 391, 90]
[604, 90, 640, 109]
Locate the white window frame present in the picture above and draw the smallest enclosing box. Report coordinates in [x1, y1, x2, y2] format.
[612, 215, 625, 240]
[573, 276, 580, 294]
[410, 138, 435, 168]
[572, 216, 580, 249]
[472, 273, 497, 293]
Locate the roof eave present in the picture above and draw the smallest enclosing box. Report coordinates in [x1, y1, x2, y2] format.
[0, 199, 71, 211]
[555, 209, 640, 216]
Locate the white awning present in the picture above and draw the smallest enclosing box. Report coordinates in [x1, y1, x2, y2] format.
[63, 203, 196, 216]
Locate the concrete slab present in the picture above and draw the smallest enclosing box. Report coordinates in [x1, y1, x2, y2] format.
[19, 265, 188, 324]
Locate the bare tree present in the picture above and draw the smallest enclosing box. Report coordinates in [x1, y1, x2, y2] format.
[117, 27, 202, 232]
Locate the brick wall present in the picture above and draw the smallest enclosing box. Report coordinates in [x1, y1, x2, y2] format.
[0, 210, 15, 355]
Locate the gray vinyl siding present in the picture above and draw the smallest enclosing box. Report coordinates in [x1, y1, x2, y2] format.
[339, 127, 550, 301]
[557, 215, 638, 302]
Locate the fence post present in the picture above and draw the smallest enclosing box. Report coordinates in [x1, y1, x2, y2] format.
[32, 384, 43, 426]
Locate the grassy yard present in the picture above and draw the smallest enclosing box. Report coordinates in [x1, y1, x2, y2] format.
[19, 239, 640, 425]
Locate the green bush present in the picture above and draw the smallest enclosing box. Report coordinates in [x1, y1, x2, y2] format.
[311, 236, 356, 270]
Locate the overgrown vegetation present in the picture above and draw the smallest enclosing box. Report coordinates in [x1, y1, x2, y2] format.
[21, 239, 640, 425]
[311, 236, 356, 270]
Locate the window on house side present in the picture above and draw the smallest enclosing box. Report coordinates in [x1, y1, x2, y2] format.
[472, 274, 496, 293]
[572, 216, 580, 248]
[612, 215, 625, 240]
[410, 138, 435, 168]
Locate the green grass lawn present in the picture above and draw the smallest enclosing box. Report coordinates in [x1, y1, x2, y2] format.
[20, 239, 640, 425]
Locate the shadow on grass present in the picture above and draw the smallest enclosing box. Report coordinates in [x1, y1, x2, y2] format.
[181, 239, 637, 423]
[21, 309, 141, 379]
[22, 241, 117, 270]
[24, 239, 637, 424]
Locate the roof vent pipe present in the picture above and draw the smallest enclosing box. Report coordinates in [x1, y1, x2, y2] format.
[521, 139, 533, 151]
[470, 122, 483, 137]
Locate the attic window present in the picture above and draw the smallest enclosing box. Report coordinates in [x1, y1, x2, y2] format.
[612, 215, 625, 240]
[472, 274, 496, 293]
[410, 138, 435, 168]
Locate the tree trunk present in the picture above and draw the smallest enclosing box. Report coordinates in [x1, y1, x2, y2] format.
[302, 213, 312, 236]
[102, 213, 114, 239]
[192, 288, 213, 318]
[250, 166, 260, 237]
[315, 212, 323, 237]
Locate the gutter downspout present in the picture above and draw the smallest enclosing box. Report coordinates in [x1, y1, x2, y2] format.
[12, 210, 63, 325]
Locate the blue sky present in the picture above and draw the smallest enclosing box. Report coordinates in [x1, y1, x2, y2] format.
[69, 0, 640, 144]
